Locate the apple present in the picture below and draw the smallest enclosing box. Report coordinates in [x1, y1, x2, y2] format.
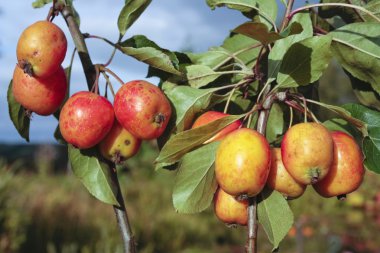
[267, 148, 306, 199]
[59, 91, 114, 149]
[114, 80, 172, 140]
[215, 128, 271, 197]
[191, 111, 242, 143]
[12, 65, 67, 116]
[281, 122, 334, 185]
[313, 131, 365, 198]
[17, 20, 67, 78]
[99, 120, 141, 163]
[214, 188, 248, 226]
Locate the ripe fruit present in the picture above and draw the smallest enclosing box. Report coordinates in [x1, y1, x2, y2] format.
[214, 188, 248, 226]
[215, 128, 271, 197]
[281, 122, 334, 185]
[313, 131, 365, 198]
[17, 20, 67, 78]
[12, 65, 67, 116]
[267, 148, 306, 199]
[99, 120, 141, 163]
[59, 91, 114, 149]
[191, 111, 242, 143]
[114, 80, 172, 140]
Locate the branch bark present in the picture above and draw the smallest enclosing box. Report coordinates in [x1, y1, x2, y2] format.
[59, 4, 136, 253]
[246, 91, 278, 253]
[280, 0, 296, 31]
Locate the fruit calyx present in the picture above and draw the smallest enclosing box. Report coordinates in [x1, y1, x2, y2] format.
[236, 194, 249, 201]
[337, 194, 347, 201]
[309, 168, 321, 184]
[154, 113, 166, 125]
[18, 60, 33, 76]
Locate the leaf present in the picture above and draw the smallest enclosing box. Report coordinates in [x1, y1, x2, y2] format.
[343, 104, 380, 174]
[187, 47, 231, 69]
[155, 114, 244, 167]
[32, 0, 52, 8]
[258, 189, 294, 250]
[118, 35, 181, 75]
[330, 23, 380, 60]
[347, 71, 380, 111]
[68, 145, 119, 206]
[330, 23, 380, 95]
[222, 34, 261, 67]
[266, 103, 284, 143]
[7, 81, 30, 142]
[276, 35, 333, 88]
[268, 13, 313, 81]
[233, 21, 302, 45]
[185, 65, 221, 88]
[173, 142, 219, 213]
[164, 86, 224, 132]
[206, 0, 277, 29]
[118, 0, 152, 36]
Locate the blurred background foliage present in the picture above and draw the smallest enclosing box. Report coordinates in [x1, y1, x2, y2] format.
[1, 61, 380, 253]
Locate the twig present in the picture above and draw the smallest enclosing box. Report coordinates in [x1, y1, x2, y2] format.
[280, 0, 295, 31]
[346, 0, 366, 22]
[60, 4, 96, 89]
[59, 4, 136, 253]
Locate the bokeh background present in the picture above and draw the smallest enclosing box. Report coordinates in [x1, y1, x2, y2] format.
[1, 1, 380, 253]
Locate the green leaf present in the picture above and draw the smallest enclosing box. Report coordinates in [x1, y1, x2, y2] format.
[347, 71, 380, 111]
[32, 0, 52, 8]
[258, 189, 294, 250]
[118, 0, 152, 36]
[330, 23, 380, 95]
[118, 35, 181, 75]
[330, 23, 380, 60]
[164, 86, 224, 132]
[343, 104, 380, 174]
[266, 103, 284, 143]
[68, 145, 119, 206]
[233, 21, 302, 45]
[173, 142, 219, 214]
[276, 35, 332, 88]
[155, 114, 244, 167]
[207, 0, 277, 29]
[222, 34, 261, 67]
[185, 65, 222, 88]
[268, 13, 313, 81]
[187, 47, 231, 69]
[7, 81, 30, 142]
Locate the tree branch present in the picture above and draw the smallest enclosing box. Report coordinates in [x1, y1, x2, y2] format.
[60, 4, 96, 89]
[59, 4, 136, 253]
[246, 90, 276, 253]
[280, 0, 296, 31]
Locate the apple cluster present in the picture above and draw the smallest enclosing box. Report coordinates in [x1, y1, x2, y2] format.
[59, 80, 172, 163]
[191, 112, 365, 226]
[13, 21, 172, 163]
[13, 21, 68, 116]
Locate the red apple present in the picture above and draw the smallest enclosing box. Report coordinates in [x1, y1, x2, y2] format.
[313, 131, 365, 198]
[114, 80, 172, 140]
[12, 65, 67, 116]
[59, 91, 114, 149]
[191, 111, 242, 143]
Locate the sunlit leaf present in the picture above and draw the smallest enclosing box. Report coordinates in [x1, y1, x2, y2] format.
[118, 0, 152, 36]
[258, 189, 294, 251]
[68, 145, 119, 206]
[276, 35, 332, 88]
[173, 142, 219, 213]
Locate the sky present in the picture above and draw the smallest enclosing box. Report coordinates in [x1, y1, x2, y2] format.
[0, 0, 313, 143]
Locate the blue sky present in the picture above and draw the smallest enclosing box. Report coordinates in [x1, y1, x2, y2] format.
[0, 0, 312, 143]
